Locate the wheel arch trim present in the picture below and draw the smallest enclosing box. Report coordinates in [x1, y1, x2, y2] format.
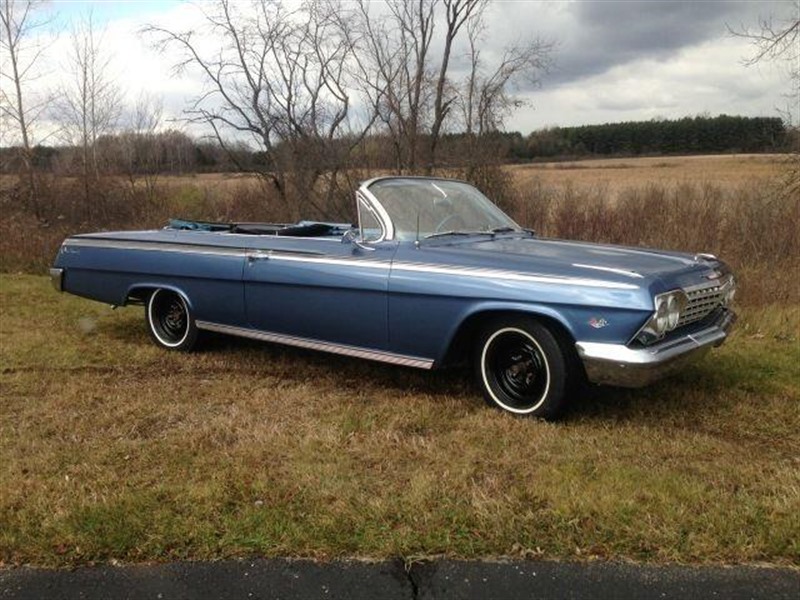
[124, 283, 195, 311]
[436, 302, 577, 366]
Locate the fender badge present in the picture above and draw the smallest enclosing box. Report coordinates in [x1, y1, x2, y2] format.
[589, 317, 609, 329]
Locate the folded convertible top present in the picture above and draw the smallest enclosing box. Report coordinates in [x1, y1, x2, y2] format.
[166, 219, 352, 237]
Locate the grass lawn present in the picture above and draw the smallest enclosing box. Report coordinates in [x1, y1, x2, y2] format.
[1, 274, 798, 567]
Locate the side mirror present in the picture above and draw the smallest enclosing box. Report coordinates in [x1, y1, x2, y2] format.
[342, 228, 375, 251]
[342, 228, 358, 244]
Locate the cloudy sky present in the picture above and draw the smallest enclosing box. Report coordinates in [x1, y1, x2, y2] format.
[12, 0, 799, 142]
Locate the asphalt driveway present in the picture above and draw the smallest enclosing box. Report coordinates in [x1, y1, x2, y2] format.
[1, 559, 798, 599]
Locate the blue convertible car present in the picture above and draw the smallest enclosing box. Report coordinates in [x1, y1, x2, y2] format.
[51, 176, 736, 418]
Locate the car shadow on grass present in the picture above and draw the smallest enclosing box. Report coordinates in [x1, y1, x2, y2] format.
[103, 321, 760, 426]
[199, 331, 747, 422]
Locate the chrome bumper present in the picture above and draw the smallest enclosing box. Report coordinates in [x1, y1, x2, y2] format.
[576, 310, 737, 388]
[49, 267, 64, 292]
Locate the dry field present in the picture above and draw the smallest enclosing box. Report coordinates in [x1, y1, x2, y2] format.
[142, 153, 789, 201]
[1, 153, 798, 567]
[509, 153, 787, 196]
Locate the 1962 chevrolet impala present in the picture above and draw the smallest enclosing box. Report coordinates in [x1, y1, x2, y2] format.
[51, 176, 736, 418]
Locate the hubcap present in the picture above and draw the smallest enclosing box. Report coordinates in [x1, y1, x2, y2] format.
[162, 300, 187, 338]
[484, 329, 549, 411]
[150, 291, 189, 345]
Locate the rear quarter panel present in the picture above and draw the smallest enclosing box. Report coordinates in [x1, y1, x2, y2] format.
[54, 233, 246, 326]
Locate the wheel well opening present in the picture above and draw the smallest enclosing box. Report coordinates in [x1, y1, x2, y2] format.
[125, 286, 156, 306]
[441, 310, 578, 368]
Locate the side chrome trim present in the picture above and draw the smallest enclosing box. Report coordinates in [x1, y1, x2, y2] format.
[268, 251, 390, 270]
[49, 267, 64, 292]
[571, 263, 644, 279]
[391, 262, 640, 290]
[63, 238, 245, 257]
[195, 321, 435, 369]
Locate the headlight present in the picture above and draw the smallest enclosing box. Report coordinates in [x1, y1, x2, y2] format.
[666, 295, 681, 330]
[636, 290, 687, 344]
[655, 299, 670, 333]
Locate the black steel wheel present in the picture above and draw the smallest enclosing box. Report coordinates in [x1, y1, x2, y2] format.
[146, 289, 198, 351]
[475, 317, 569, 419]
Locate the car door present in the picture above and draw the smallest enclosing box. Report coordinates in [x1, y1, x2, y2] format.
[243, 201, 396, 350]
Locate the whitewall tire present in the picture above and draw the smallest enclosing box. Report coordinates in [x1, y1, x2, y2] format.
[146, 289, 198, 351]
[474, 317, 569, 419]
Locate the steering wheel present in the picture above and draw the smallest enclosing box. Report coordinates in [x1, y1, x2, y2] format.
[434, 213, 467, 233]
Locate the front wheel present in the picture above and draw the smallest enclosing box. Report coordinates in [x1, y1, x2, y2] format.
[475, 317, 569, 419]
[146, 289, 198, 351]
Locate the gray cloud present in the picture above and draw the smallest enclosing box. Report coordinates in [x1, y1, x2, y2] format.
[484, 0, 790, 88]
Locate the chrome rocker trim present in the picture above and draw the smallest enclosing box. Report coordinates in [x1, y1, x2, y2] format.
[195, 321, 435, 369]
[576, 310, 737, 388]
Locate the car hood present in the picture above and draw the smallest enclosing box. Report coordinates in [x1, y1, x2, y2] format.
[418, 235, 722, 290]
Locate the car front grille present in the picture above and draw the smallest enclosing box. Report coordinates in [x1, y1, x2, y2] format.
[678, 279, 730, 327]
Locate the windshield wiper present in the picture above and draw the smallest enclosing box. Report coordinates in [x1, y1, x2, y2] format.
[423, 227, 529, 240]
[423, 230, 491, 240]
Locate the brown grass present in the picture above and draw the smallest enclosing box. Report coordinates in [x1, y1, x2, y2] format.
[509, 154, 788, 196]
[1, 275, 798, 567]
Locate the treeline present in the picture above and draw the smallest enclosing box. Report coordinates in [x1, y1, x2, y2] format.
[518, 115, 787, 159]
[1, 114, 789, 178]
[0, 131, 242, 176]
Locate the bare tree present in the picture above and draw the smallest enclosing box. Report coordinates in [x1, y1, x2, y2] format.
[348, 0, 437, 172]
[57, 10, 123, 213]
[146, 0, 378, 219]
[731, 1, 800, 196]
[147, 0, 553, 215]
[427, 0, 481, 171]
[731, 0, 799, 97]
[0, 0, 53, 217]
[352, 0, 551, 173]
[118, 93, 164, 205]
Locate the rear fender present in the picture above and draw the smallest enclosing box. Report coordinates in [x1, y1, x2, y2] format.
[125, 283, 194, 311]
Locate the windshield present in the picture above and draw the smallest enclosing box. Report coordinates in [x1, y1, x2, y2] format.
[367, 178, 520, 241]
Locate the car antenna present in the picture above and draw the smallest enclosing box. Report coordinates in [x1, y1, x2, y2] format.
[415, 211, 421, 248]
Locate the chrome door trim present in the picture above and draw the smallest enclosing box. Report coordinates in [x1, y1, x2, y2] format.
[195, 321, 434, 369]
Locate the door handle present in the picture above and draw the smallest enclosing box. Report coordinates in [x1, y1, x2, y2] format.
[247, 250, 271, 263]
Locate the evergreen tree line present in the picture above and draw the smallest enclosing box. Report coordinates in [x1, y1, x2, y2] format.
[513, 114, 788, 160]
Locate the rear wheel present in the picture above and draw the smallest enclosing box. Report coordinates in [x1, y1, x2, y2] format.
[475, 317, 569, 419]
[146, 289, 198, 351]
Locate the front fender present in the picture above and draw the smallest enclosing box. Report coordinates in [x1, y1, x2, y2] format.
[435, 301, 575, 365]
[435, 301, 650, 366]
